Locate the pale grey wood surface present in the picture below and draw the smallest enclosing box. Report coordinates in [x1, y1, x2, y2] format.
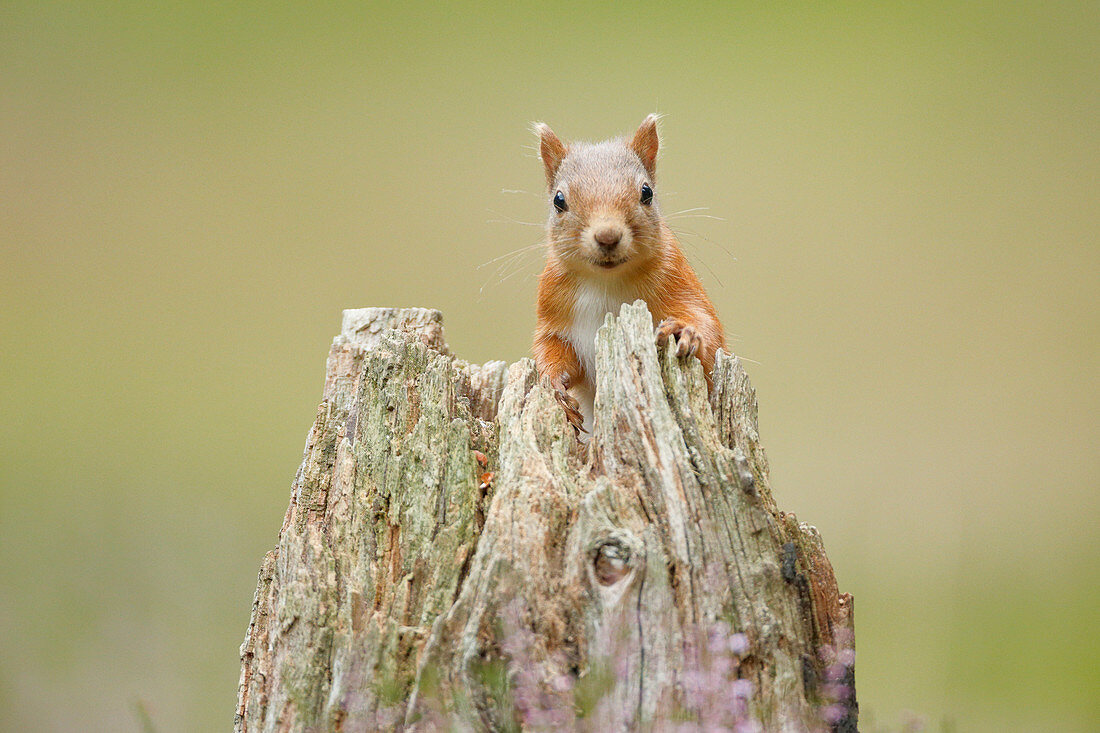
[236, 302, 856, 732]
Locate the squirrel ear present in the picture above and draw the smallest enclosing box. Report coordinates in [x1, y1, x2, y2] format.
[630, 114, 660, 175]
[534, 123, 566, 186]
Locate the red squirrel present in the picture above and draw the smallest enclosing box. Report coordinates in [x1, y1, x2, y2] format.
[532, 115, 726, 435]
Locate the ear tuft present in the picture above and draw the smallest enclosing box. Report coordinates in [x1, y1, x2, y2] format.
[533, 122, 566, 186]
[630, 114, 660, 176]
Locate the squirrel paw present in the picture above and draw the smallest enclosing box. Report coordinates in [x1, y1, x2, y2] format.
[656, 318, 704, 358]
[550, 373, 586, 435]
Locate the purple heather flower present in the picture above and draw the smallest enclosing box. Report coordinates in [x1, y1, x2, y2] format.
[825, 662, 848, 683]
[731, 678, 754, 699]
[710, 655, 733, 678]
[822, 703, 847, 724]
[550, 673, 573, 692]
[708, 622, 732, 654]
[728, 633, 750, 656]
[821, 682, 851, 702]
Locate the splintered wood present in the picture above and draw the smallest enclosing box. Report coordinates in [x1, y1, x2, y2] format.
[236, 303, 856, 732]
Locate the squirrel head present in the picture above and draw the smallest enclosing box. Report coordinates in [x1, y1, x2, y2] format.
[534, 115, 664, 276]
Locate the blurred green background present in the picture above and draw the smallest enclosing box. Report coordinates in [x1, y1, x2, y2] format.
[2, 2, 1097, 731]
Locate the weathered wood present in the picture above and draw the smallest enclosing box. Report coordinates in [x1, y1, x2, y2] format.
[236, 302, 856, 732]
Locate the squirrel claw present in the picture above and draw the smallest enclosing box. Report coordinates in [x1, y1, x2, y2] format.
[656, 318, 704, 359]
[555, 391, 586, 434]
[551, 374, 586, 435]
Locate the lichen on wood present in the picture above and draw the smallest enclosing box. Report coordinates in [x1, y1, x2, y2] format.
[236, 303, 856, 732]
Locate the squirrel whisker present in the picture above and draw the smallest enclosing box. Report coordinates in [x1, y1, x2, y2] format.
[531, 115, 728, 437]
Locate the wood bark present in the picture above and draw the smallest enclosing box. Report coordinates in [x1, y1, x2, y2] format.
[236, 303, 857, 732]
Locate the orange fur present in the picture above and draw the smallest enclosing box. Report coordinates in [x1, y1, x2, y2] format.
[531, 116, 726, 433]
[532, 327, 584, 388]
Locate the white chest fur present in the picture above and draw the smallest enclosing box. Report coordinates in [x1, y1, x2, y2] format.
[564, 279, 640, 384]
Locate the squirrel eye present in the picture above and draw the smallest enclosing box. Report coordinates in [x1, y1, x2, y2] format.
[640, 183, 654, 205]
[553, 190, 567, 213]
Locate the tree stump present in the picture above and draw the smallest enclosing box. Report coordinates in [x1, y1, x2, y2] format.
[236, 303, 857, 732]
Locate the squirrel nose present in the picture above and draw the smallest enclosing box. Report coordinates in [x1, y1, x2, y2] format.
[594, 226, 623, 250]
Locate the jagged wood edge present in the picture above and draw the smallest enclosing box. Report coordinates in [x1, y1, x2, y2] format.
[236, 303, 855, 732]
